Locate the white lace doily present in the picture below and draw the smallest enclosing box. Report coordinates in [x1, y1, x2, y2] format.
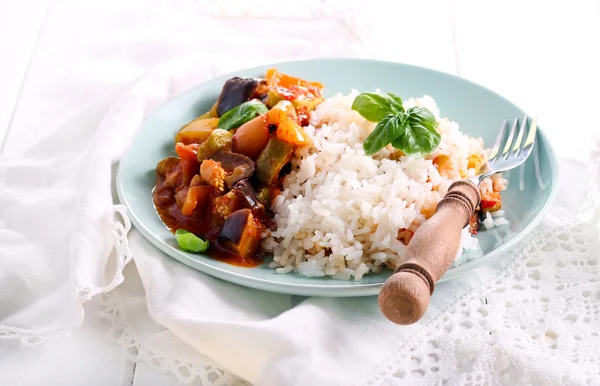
[360, 140, 600, 385]
[361, 224, 600, 385]
[101, 289, 249, 386]
[361, 141, 600, 385]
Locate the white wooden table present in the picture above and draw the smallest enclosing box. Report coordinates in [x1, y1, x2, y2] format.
[1, 1, 599, 384]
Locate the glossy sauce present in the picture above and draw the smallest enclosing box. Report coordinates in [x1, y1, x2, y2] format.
[152, 163, 262, 267]
[208, 240, 262, 267]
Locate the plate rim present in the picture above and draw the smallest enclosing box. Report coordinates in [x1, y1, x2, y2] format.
[116, 57, 559, 297]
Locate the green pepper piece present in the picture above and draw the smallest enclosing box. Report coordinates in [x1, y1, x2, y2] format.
[256, 186, 272, 209]
[197, 129, 233, 162]
[256, 137, 295, 185]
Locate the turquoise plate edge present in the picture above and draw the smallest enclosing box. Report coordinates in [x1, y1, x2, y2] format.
[116, 58, 559, 297]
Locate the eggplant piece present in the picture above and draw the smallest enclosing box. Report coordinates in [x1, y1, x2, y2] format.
[216, 77, 266, 117]
[255, 137, 295, 185]
[233, 179, 265, 217]
[209, 150, 255, 188]
[218, 209, 261, 258]
[226, 166, 252, 189]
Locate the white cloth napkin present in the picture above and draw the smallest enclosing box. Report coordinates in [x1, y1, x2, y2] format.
[103, 152, 600, 386]
[3, 49, 600, 386]
[0, 0, 375, 346]
[2, 1, 600, 385]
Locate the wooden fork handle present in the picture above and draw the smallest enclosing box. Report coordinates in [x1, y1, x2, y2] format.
[378, 180, 481, 325]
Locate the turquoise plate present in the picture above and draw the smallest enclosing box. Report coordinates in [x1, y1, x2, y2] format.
[117, 58, 558, 297]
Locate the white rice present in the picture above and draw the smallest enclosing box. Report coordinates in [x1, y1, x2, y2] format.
[483, 211, 494, 229]
[493, 217, 510, 227]
[262, 90, 496, 280]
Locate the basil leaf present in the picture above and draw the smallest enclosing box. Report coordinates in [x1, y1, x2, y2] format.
[218, 100, 268, 131]
[351, 92, 404, 122]
[175, 229, 210, 253]
[406, 106, 436, 128]
[363, 114, 406, 155]
[388, 93, 405, 109]
[390, 107, 440, 158]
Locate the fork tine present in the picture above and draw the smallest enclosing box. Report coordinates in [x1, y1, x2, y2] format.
[481, 115, 537, 182]
[511, 114, 528, 157]
[520, 115, 537, 158]
[501, 118, 519, 159]
[488, 119, 507, 161]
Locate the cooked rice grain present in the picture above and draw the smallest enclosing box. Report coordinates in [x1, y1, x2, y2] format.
[262, 91, 492, 280]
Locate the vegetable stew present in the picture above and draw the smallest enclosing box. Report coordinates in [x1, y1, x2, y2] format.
[152, 68, 324, 265]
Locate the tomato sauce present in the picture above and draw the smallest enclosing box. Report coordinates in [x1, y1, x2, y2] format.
[152, 70, 324, 268]
[152, 165, 262, 267]
[208, 240, 262, 268]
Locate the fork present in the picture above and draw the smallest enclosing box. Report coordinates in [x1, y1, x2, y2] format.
[378, 115, 537, 325]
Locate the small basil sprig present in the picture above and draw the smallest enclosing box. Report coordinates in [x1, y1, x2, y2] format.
[362, 114, 404, 154]
[352, 92, 440, 157]
[175, 229, 210, 253]
[392, 107, 440, 158]
[218, 99, 268, 131]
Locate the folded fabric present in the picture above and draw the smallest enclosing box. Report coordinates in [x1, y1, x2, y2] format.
[0, 0, 374, 346]
[104, 152, 600, 385]
[2, 2, 599, 384]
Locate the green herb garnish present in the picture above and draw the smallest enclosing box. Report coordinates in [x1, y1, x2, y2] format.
[218, 100, 268, 131]
[175, 229, 210, 253]
[351, 92, 405, 121]
[352, 92, 440, 157]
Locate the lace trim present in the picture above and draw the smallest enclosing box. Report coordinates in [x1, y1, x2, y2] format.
[0, 326, 60, 346]
[97, 209, 248, 384]
[360, 225, 600, 385]
[99, 292, 249, 386]
[0, 205, 133, 346]
[76, 205, 133, 301]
